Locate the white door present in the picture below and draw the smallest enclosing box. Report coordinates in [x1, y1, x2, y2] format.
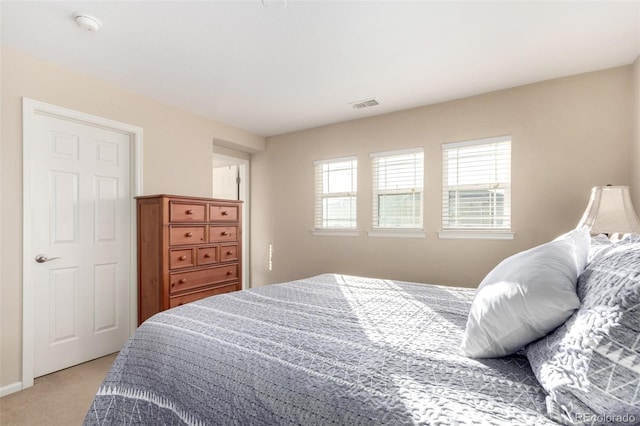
[28, 112, 133, 377]
[212, 164, 239, 200]
[212, 153, 250, 289]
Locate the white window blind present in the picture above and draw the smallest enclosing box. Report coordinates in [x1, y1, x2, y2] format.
[314, 156, 357, 230]
[442, 136, 511, 231]
[371, 148, 424, 230]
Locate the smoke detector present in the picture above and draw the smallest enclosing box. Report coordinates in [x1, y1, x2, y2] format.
[73, 12, 102, 32]
[350, 98, 380, 109]
[262, 0, 287, 9]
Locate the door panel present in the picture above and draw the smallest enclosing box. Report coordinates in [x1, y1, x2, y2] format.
[95, 176, 119, 242]
[49, 267, 79, 344]
[30, 113, 132, 377]
[50, 171, 79, 243]
[94, 263, 118, 333]
[212, 165, 239, 200]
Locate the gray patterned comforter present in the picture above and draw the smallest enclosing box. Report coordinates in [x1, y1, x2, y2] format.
[84, 274, 558, 425]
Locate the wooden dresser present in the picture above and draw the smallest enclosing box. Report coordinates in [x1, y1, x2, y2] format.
[136, 194, 242, 324]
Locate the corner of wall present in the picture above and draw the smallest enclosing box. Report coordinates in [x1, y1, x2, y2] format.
[633, 55, 640, 209]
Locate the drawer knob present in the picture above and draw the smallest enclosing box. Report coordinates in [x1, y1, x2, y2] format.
[179, 255, 186, 261]
[204, 253, 212, 258]
[186, 209, 193, 215]
[226, 271, 232, 276]
[222, 231, 229, 236]
[185, 232, 193, 237]
[226, 251, 233, 255]
[179, 278, 187, 284]
[221, 211, 228, 216]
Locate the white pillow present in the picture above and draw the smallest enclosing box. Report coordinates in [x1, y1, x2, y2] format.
[461, 227, 590, 358]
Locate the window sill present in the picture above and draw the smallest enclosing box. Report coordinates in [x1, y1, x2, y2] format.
[438, 230, 515, 240]
[368, 229, 425, 238]
[311, 229, 360, 237]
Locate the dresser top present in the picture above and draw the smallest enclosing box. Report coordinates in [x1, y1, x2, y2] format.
[135, 194, 243, 203]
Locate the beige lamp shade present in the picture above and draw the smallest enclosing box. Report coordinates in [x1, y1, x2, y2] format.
[577, 186, 640, 235]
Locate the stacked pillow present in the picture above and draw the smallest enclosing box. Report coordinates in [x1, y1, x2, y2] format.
[461, 227, 590, 358]
[462, 231, 640, 424]
[526, 235, 640, 425]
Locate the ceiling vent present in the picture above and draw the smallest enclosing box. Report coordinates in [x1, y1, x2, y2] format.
[350, 98, 380, 109]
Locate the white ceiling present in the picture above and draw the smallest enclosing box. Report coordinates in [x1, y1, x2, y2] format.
[2, 1, 639, 137]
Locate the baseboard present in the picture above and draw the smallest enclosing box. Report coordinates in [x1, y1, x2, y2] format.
[0, 381, 23, 397]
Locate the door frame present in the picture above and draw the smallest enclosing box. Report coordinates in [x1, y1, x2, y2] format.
[212, 153, 250, 289]
[21, 98, 143, 389]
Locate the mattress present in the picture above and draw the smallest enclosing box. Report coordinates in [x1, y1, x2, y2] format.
[84, 273, 558, 425]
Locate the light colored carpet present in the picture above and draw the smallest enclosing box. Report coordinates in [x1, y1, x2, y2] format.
[0, 353, 117, 426]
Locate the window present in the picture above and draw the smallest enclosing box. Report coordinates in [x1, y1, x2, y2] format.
[441, 136, 511, 238]
[370, 148, 424, 234]
[313, 156, 357, 233]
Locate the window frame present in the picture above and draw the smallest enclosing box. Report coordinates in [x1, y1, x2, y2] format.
[368, 147, 425, 238]
[312, 155, 359, 236]
[439, 136, 514, 240]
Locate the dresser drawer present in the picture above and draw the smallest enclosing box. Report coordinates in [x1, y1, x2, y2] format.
[209, 226, 237, 242]
[169, 248, 195, 269]
[169, 282, 238, 308]
[220, 244, 239, 262]
[210, 205, 238, 222]
[170, 202, 206, 222]
[170, 264, 238, 294]
[197, 246, 219, 265]
[170, 226, 206, 245]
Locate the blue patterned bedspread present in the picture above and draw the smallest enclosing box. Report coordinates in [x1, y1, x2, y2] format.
[84, 274, 557, 425]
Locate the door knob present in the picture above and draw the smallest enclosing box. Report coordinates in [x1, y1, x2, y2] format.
[35, 254, 60, 263]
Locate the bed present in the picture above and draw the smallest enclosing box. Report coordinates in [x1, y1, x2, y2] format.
[84, 232, 640, 425]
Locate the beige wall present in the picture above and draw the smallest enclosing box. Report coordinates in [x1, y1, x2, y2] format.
[251, 65, 634, 289]
[0, 48, 265, 390]
[2, 45, 637, 392]
[633, 56, 640, 208]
